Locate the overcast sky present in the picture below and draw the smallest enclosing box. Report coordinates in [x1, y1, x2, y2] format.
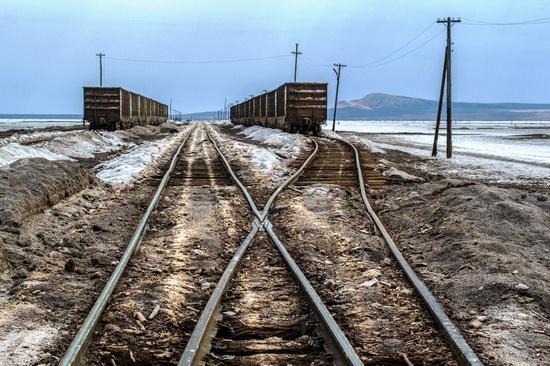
[1, 1, 550, 114]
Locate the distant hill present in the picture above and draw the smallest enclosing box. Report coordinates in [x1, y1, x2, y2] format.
[182, 93, 550, 122]
[331, 93, 550, 120]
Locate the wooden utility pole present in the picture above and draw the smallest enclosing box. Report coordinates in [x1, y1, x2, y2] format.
[436, 17, 460, 158]
[432, 46, 448, 157]
[96, 52, 105, 87]
[291, 43, 302, 82]
[332, 63, 346, 132]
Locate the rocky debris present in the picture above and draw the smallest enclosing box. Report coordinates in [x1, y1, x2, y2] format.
[382, 166, 423, 182]
[64, 258, 76, 272]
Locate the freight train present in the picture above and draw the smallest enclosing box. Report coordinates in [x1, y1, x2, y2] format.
[83, 87, 168, 130]
[230, 82, 328, 135]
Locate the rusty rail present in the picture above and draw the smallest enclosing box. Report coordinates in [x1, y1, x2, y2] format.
[58, 123, 197, 366]
[179, 129, 364, 365]
[325, 135, 483, 366]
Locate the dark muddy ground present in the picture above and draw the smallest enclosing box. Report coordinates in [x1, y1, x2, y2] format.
[0, 123, 548, 365]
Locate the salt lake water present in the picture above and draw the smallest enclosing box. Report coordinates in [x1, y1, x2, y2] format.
[0, 115, 82, 132]
[330, 120, 549, 186]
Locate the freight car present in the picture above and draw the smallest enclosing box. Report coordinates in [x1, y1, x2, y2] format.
[83, 87, 168, 130]
[230, 82, 327, 135]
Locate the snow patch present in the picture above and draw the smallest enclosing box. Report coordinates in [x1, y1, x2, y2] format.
[250, 149, 280, 176]
[0, 143, 71, 167]
[0, 125, 188, 186]
[95, 142, 161, 184]
[355, 137, 386, 154]
[238, 125, 308, 159]
[95, 131, 185, 185]
[0, 130, 131, 168]
[43, 131, 129, 159]
[320, 130, 342, 139]
[337, 120, 550, 187]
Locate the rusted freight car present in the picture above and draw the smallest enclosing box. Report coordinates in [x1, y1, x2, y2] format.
[83, 87, 168, 130]
[230, 82, 327, 135]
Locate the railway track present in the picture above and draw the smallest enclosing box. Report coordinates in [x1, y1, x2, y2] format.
[58, 123, 254, 365]
[204, 234, 330, 365]
[179, 131, 362, 365]
[58, 123, 360, 365]
[57, 122, 482, 365]
[292, 137, 386, 189]
[271, 136, 482, 365]
[147, 125, 231, 187]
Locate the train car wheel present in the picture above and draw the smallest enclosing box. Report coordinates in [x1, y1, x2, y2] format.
[312, 125, 319, 136]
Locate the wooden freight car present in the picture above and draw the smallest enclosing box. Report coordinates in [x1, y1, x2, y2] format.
[83, 87, 168, 130]
[230, 82, 327, 135]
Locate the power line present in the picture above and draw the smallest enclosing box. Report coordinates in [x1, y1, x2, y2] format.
[104, 54, 292, 64]
[351, 22, 436, 68]
[301, 22, 444, 69]
[461, 16, 550, 26]
[350, 28, 445, 68]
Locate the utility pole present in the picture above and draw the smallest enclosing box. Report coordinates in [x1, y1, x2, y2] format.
[169, 98, 172, 121]
[96, 52, 105, 86]
[437, 17, 460, 158]
[332, 63, 346, 132]
[432, 46, 448, 157]
[291, 43, 302, 82]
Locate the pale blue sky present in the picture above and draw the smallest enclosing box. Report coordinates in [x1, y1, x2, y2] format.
[1, 0, 549, 114]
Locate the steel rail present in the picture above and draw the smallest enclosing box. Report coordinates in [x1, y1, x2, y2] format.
[178, 129, 318, 365]
[205, 127, 319, 221]
[263, 220, 364, 366]
[177, 128, 264, 366]
[58, 123, 197, 366]
[260, 139, 319, 220]
[205, 127, 262, 219]
[180, 131, 364, 365]
[326, 136, 483, 366]
[177, 220, 262, 365]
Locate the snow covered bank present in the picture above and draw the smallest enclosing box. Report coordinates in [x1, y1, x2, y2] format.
[0, 124, 188, 187]
[0, 131, 130, 168]
[212, 124, 309, 184]
[335, 120, 550, 187]
[95, 139, 169, 185]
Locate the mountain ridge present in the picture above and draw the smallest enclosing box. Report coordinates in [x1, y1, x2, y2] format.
[180, 93, 550, 121]
[337, 93, 434, 110]
[333, 93, 550, 120]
